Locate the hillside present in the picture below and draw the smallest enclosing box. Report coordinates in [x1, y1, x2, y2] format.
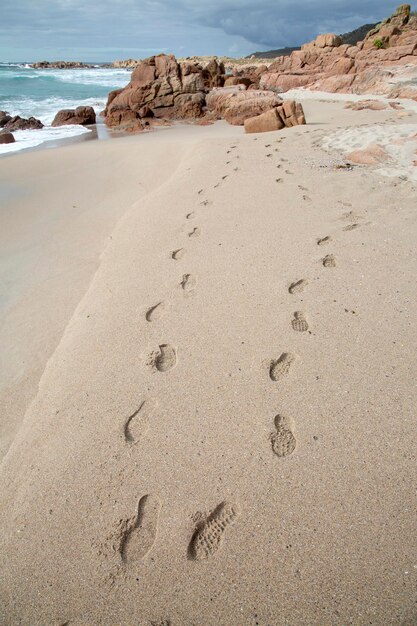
[248, 21, 377, 58]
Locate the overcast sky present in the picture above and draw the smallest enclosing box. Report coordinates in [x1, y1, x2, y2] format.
[0, 1, 405, 62]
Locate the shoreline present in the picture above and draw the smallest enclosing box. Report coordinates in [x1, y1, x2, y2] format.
[2, 87, 417, 159]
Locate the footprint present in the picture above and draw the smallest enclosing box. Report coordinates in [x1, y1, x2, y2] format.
[119, 495, 160, 563]
[188, 227, 200, 238]
[200, 200, 211, 207]
[180, 274, 197, 292]
[343, 223, 360, 231]
[322, 254, 336, 268]
[289, 279, 308, 294]
[276, 178, 283, 183]
[171, 248, 185, 261]
[222, 175, 228, 180]
[148, 344, 177, 372]
[303, 195, 312, 202]
[146, 302, 165, 322]
[292, 311, 309, 332]
[198, 189, 204, 195]
[269, 352, 296, 381]
[186, 212, 195, 220]
[340, 210, 361, 221]
[317, 236, 332, 246]
[123, 399, 158, 444]
[270, 415, 296, 457]
[189, 502, 238, 561]
[285, 170, 294, 175]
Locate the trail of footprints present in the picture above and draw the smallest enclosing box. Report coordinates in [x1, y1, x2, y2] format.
[105, 145, 364, 585]
[110, 147, 246, 576]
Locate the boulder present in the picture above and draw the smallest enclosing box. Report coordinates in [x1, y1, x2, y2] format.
[244, 100, 306, 133]
[280, 100, 306, 126]
[206, 88, 283, 125]
[0, 111, 11, 127]
[306, 34, 343, 48]
[0, 132, 15, 144]
[244, 109, 285, 133]
[224, 76, 252, 88]
[51, 106, 96, 126]
[4, 116, 44, 131]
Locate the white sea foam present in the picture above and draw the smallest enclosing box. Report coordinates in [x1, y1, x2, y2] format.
[0, 124, 91, 155]
[0, 65, 130, 155]
[1, 95, 109, 125]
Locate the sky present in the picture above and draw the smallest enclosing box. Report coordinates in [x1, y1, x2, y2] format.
[0, 1, 409, 62]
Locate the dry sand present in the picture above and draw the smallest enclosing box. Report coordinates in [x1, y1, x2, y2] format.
[0, 101, 416, 625]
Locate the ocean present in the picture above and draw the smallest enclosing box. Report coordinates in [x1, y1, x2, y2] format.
[0, 63, 131, 155]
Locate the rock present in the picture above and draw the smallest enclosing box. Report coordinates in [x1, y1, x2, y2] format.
[304, 33, 343, 49]
[104, 54, 224, 130]
[0, 111, 12, 127]
[4, 116, 44, 131]
[244, 100, 306, 133]
[345, 100, 388, 110]
[206, 88, 283, 125]
[0, 132, 15, 144]
[224, 76, 252, 88]
[346, 144, 390, 165]
[244, 108, 285, 133]
[51, 106, 96, 127]
[280, 100, 306, 126]
[201, 58, 225, 88]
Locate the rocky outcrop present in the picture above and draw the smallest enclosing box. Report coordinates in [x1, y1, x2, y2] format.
[362, 4, 411, 49]
[244, 101, 306, 133]
[0, 132, 15, 144]
[104, 54, 225, 130]
[51, 106, 96, 127]
[31, 61, 93, 69]
[3, 116, 44, 131]
[260, 5, 417, 99]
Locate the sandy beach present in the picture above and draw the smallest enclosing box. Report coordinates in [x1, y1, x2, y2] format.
[0, 98, 416, 625]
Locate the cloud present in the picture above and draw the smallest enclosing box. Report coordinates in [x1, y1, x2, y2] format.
[0, 0, 402, 61]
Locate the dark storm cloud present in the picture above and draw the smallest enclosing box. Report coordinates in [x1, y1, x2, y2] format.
[0, 0, 407, 60]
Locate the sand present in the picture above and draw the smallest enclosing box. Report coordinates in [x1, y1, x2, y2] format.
[0, 101, 416, 625]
